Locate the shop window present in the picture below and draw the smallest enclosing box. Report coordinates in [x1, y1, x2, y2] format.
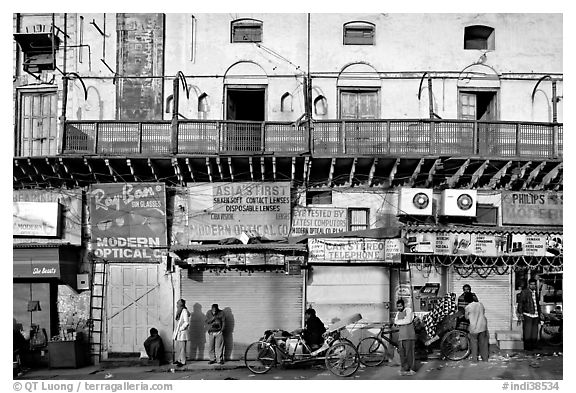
[475, 204, 498, 225]
[348, 208, 370, 231]
[343, 21, 375, 45]
[14, 31, 61, 73]
[464, 25, 495, 50]
[231, 19, 263, 43]
[306, 190, 332, 205]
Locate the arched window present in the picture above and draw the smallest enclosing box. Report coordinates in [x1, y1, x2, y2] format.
[231, 19, 263, 43]
[343, 21, 375, 45]
[198, 93, 209, 119]
[464, 25, 495, 50]
[281, 92, 293, 112]
[314, 96, 327, 116]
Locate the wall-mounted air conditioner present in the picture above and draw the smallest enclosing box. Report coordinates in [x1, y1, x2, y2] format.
[397, 188, 433, 216]
[440, 189, 477, 217]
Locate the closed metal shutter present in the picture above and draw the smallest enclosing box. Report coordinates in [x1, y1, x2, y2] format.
[180, 269, 303, 360]
[450, 269, 512, 339]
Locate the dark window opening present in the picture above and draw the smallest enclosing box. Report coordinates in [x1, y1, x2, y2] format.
[226, 89, 265, 121]
[224, 88, 265, 152]
[231, 19, 263, 43]
[348, 208, 370, 231]
[475, 204, 498, 225]
[464, 25, 495, 50]
[306, 191, 333, 205]
[343, 22, 375, 45]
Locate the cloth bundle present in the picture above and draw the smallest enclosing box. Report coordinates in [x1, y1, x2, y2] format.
[422, 293, 457, 339]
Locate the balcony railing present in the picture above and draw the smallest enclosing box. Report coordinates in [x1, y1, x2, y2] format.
[62, 119, 563, 159]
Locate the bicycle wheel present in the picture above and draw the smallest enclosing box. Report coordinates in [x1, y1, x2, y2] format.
[357, 337, 387, 367]
[325, 341, 360, 377]
[440, 330, 470, 361]
[244, 341, 276, 374]
[540, 324, 562, 346]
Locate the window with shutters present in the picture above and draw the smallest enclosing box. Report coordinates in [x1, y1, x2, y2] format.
[343, 21, 375, 45]
[339, 90, 379, 119]
[464, 25, 495, 50]
[348, 208, 370, 231]
[231, 19, 263, 43]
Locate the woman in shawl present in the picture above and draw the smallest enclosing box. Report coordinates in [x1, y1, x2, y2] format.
[172, 299, 191, 367]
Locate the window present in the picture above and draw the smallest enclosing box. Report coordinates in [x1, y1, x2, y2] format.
[475, 204, 498, 225]
[340, 90, 378, 119]
[231, 19, 263, 43]
[198, 93, 209, 119]
[281, 92, 293, 112]
[306, 190, 332, 205]
[348, 208, 370, 231]
[343, 21, 375, 45]
[464, 25, 495, 50]
[314, 96, 327, 116]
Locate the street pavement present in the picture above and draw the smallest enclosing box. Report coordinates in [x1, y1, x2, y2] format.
[16, 350, 562, 381]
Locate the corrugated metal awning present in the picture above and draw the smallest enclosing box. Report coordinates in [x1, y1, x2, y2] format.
[402, 224, 562, 235]
[171, 243, 307, 253]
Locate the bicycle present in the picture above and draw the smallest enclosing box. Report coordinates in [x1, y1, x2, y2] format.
[357, 323, 399, 367]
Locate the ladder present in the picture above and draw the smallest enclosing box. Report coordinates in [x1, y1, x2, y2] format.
[88, 259, 107, 364]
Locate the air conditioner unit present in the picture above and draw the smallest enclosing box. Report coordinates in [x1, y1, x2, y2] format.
[440, 189, 477, 217]
[397, 188, 433, 216]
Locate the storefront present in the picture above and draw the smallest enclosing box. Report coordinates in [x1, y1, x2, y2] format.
[403, 223, 563, 341]
[305, 232, 403, 326]
[173, 243, 306, 360]
[88, 183, 169, 356]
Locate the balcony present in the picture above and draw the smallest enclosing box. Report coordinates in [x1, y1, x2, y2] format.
[62, 119, 563, 159]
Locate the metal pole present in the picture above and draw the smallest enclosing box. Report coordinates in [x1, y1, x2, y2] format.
[306, 13, 312, 153]
[428, 77, 434, 119]
[171, 78, 179, 154]
[60, 13, 68, 155]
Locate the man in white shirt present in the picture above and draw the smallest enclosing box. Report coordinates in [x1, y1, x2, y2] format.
[464, 294, 489, 361]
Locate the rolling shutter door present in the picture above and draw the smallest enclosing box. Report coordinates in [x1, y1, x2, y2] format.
[180, 269, 303, 360]
[450, 270, 512, 340]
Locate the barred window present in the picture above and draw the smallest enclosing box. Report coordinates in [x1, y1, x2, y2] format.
[348, 208, 370, 231]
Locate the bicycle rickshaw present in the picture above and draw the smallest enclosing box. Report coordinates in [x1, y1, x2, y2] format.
[244, 313, 362, 377]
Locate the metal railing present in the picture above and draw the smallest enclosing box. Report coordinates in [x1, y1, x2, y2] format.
[61, 119, 562, 159]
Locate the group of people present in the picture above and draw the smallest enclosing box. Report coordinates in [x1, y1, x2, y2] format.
[144, 279, 544, 369]
[144, 300, 226, 367]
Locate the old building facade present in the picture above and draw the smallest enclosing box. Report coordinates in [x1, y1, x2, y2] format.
[13, 13, 562, 363]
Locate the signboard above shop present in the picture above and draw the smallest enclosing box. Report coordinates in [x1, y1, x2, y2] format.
[89, 183, 167, 262]
[290, 206, 348, 236]
[181, 182, 291, 241]
[502, 191, 562, 226]
[13, 202, 61, 237]
[308, 238, 402, 263]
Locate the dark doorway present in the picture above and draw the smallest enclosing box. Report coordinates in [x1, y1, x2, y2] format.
[226, 88, 265, 121]
[224, 88, 265, 152]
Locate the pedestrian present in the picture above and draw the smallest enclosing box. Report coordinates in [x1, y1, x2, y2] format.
[143, 327, 165, 364]
[464, 294, 489, 361]
[517, 278, 542, 351]
[205, 303, 226, 365]
[172, 299, 191, 367]
[394, 299, 417, 376]
[457, 284, 479, 313]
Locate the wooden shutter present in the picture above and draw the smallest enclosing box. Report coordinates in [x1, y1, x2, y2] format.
[459, 92, 477, 121]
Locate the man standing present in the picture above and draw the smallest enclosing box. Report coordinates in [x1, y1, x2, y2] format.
[172, 299, 191, 367]
[464, 294, 489, 361]
[517, 278, 542, 351]
[457, 284, 479, 313]
[205, 304, 226, 365]
[394, 299, 416, 376]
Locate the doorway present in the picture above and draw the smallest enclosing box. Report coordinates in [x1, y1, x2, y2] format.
[224, 87, 265, 152]
[459, 90, 498, 121]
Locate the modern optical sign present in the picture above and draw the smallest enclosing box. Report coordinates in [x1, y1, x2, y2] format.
[13, 202, 61, 237]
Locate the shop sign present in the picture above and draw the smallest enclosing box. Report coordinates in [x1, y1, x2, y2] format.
[185, 182, 291, 241]
[266, 254, 285, 265]
[473, 234, 499, 256]
[502, 191, 563, 226]
[384, 239, 403, 263]
[285, 256, 303, 275]
[13, 189, 82, 245]
[406, 233, 435, 253]
[89, 183, 167, 262]
[509, 234, 547, 256]
[546, 234, 563, 256]
[308, 238, 387, 263]
[290, 207, 347, 236]
[13, 202, 61, 237]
